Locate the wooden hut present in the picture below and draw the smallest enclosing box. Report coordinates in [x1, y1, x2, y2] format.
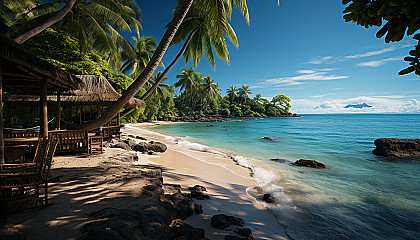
[0, 37, 84, 164]
[6, 75, 143, 128]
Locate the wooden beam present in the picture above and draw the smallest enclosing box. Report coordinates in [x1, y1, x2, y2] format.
[40, 78, 48, 137]
[0, 60, 4, 164]
[56, 92, 61, 130]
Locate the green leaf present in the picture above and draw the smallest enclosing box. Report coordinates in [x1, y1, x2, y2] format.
[398, 66, 415, 75]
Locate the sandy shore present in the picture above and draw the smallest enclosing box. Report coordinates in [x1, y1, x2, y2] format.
[1, 122, 288, 240]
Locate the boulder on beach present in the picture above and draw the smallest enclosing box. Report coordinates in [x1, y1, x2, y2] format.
[372, 138, 420, 159]
[211, 214, 244, 230]
[295, 159, 326, 168]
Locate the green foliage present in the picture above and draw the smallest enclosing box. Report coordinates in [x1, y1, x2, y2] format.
[342, 0, 420, 76]
[24, 28, 109, 75]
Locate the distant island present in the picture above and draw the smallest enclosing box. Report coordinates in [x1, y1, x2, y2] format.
[344, 103, 372, 109]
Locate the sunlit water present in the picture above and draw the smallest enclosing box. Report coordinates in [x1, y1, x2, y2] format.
[150, 114, 420, 240]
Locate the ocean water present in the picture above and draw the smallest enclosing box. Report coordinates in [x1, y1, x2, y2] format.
[150, 114, 420, 240]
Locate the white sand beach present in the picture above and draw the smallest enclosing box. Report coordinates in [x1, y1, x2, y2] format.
[1, 123, 288, 240]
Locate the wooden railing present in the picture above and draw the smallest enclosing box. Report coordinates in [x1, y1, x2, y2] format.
[102, 125, 122, 141]
[48, 130, 89, 153]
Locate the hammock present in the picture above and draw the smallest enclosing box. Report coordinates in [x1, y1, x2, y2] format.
[4, 118, 56, 131]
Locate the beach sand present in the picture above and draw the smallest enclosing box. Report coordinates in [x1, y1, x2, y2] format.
[1, 123, 288, 240]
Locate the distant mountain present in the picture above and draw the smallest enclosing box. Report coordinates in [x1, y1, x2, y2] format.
[344, 103, 372, 109]
[314, 104, 331, 109]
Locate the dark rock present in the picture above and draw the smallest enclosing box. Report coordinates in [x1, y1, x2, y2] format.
[132, 141, 167, 153]
[270, 158, 287, 163]
[225, 236, 248, 240]
[234, 228, 254, 239]
[148, 151, 155, 155]
[194, 203, 203, 214]
[123, 139, 137, 148]
[295, 159, 326, 168]
[164, 193, 194, 219]
[163, 184, 182, 194]
[149, 141, 167, 152]
[136, 136, 147, 140]
[372, 138, 420, 159]
[189, 185, 207, 192]
[110, 141, 131, 151]
[261, 137, 276, 141]
[262, 194, 275, 204]
[169, 219, 207, 240]
[189, 185, 210, 200]
[211, 214, 244, 230]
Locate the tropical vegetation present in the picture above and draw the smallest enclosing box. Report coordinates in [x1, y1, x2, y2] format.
[1, 0, 292, 124]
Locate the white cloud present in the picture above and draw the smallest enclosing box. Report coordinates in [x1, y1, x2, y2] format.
[260, 69, 349, 87]
[306, 56, 334, 64]
[344, 47, 397, 59]
[305, 42, 411, 65]
[357, 57, 403, 67]
[291, 96, 420, 114]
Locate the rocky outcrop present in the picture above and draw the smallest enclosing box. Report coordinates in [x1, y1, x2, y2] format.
[189, 185, 210, 200]
[211, 214, 244, 230]
[260, 137, 276, 141]
[169, 219, 207, 240]
[132, 141, 167, 153]
[262, 194, 275, 204]
[372, 138, 420, 159]
[156, 115, 227, 123]
[295, 159, 326, 168]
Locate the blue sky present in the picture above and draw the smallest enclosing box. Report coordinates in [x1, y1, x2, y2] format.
[133, 0, 420, 113]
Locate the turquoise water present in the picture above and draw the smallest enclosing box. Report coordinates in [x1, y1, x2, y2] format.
[151, 114, 420, 240]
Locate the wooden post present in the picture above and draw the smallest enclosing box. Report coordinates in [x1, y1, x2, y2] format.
[40, 78, 48, 137]
[56, 92, 61, 130]
[116, 112, 121, 126]
[0, 60, 4, 164]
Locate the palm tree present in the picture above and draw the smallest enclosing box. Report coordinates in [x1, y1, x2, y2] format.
[174, 68, 202, 110]
[237, 84, 252, 103]
[83, 0, 250, 130]
[271, 94, 291, 112]
[140, 0, 250, 101]
[120, 36, 163, 80]
[201, 75, 221, 110]
[226, 85, 237, 103]
[10, 0, 77, 43]
[60, 0, 142, 69]
[5, 0, 142, 70]
[253, 93, 262, 103]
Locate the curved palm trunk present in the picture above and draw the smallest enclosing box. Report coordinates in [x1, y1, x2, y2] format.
[140, 27, 198, 101]
[81, 0, 194, 131]
[14, 0, 76, 44]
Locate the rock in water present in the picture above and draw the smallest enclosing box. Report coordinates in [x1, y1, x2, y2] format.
[262, 194, 275, 204]
[295, 159, 326, 168]
[373, 138, 420, 159]
[260, 137, 276, 141]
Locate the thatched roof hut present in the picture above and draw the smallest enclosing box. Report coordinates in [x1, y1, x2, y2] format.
[0, 37, 84, 94]
[6, 75, 143, 108]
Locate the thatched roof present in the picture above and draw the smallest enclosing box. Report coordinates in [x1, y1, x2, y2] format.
[0, 36, 84, 94]
[6, 75, 143, 108]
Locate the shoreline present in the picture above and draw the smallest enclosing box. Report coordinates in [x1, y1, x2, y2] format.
[125, 123, 289, 239]
[1, 122, 289, 240]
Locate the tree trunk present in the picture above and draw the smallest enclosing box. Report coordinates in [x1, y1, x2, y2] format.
[80, 0, 194, 131]
[14, 0, 76, 44]
[140, 27, 198, 101]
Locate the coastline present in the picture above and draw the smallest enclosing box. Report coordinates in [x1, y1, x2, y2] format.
[125, 123, 289, 239]
[1, 122, 289, 240]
